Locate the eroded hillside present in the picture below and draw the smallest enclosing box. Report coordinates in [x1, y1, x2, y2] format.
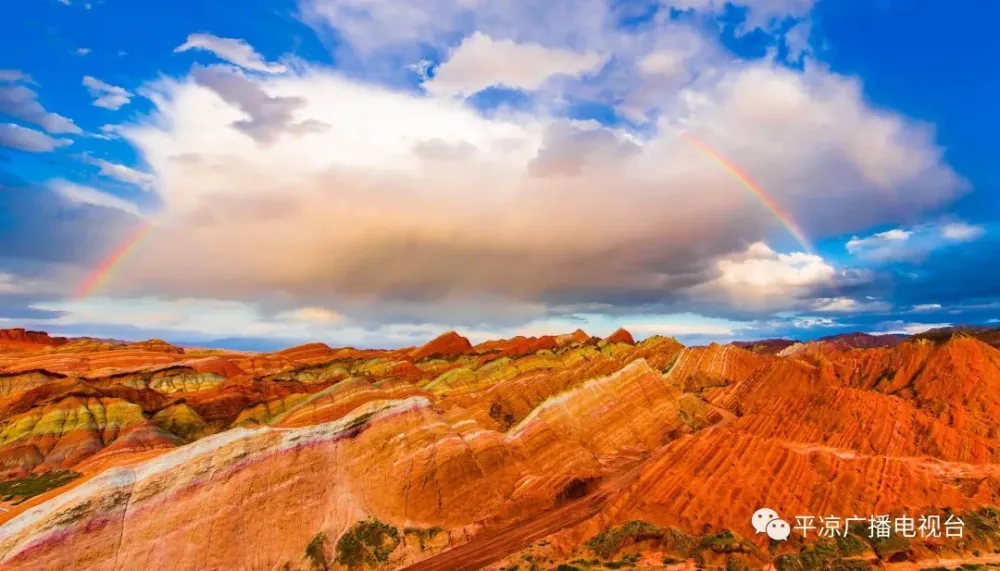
[0, 327, 998, 571]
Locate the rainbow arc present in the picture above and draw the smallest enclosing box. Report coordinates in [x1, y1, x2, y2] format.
[681, 133, 815, 255]
[75, 134, 817, 299]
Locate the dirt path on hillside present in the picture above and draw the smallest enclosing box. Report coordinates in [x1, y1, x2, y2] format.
[399, 460, 646, 571]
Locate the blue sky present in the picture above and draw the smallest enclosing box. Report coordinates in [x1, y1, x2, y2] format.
[0, 0, 997, 350]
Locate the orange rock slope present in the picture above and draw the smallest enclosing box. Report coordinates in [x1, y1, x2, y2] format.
[0, 326, 998, 570]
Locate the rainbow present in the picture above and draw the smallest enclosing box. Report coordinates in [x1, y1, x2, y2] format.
[75, 222, 155, 299]
[76, 134, 814, 299]
[681, 133, 815, 255]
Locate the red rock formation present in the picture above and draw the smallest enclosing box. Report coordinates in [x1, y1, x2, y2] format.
[0, 329, 68, 352]
[816, 331, 908, 349]
[273, 342, 335, 362]
[605, 328, 635, 345]
[409, 331, 473, 360]
[127, 339, 185, 354]
[0, 328, 996, 570]
[556, 328, 591, 347]
[474, 335, 560, 359]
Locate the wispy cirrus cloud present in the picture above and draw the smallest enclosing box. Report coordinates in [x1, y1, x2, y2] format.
[847, 222, 986, 262]
[83, 76, 134, 110]
[0, 123, 72, 152]
[82, 156, 156, 190]
[174, 33, 287, 74]
[0, 84, 80, 134]
[48, 180, 143, 217]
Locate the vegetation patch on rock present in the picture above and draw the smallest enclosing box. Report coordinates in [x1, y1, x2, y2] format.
[305, 531, 329, 570]
[403, 526, 443, 550]
[587, 520, 667, 559]
[335, 519, 401, 568]
[0, 470, 80, 504]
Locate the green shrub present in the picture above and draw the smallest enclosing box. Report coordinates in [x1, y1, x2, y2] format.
[726, 555, 749, 571]
[699, 530, 749, 554]
[305, 532, 329, 570]
[829, 560, 872, 571]
[834, 533, 867, 557]
[864, 532, 911, 561]
[403, 526, 444, 550]
[335, 519, 401, 568]
[586, 521, 665, 559]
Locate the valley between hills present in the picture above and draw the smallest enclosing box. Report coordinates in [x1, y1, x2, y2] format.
[1, 325, 1000, 571]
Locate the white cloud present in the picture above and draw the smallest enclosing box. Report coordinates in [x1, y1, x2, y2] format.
[877, 322, 951, 336]
[909, 303, 942, 313]
[792, 316, 837, 328]
[89, 124, 122, 140]
[83, 76, 134, 110]
[0, 123, 72, 152]
[407, 59, 433, 81]
[811, 297, 890, 313]
[286, 306, 345, 324]
[638, 49, 689, 78]
[0, 273, 21, 295]
[0, 70, 33, 84]
[941, 222, 986, 242]
[425, 32, 606, 97]
[848, 229, 910, 247]
[847, 222, 986, 262]
[0, 85, 81, 134]
[76, 48, 91, 56]
[174, 33, 287, 74]
[103, 52, 961, 322]
[689, 244, 887, 315]
[25, 2, 956, 337]
[626, 319, 748, 337]
[24, 295, 755, 346]
[83, 156, 156, 190]
[49, 180, 143, 217]
[708, 241, 835, 291]
[783, 20, 812, 61]
[300, 0, 813, 59]
[666, 0, 816, 30]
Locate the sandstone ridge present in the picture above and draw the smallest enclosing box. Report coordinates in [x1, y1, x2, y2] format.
[0, 327, 996, 570]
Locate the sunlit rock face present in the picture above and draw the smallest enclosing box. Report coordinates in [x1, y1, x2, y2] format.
[0, 328, 999, 570]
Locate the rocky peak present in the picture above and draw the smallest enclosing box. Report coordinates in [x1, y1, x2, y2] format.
[605, 328, 635, 345]
[0, 328, 68, 346]
[410, 331, 473, 360]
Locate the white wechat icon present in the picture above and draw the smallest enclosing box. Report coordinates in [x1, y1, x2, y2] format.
[752, 508, 790, 541]
[766, 519, 791, 541]
[751, 508, 779, 534]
